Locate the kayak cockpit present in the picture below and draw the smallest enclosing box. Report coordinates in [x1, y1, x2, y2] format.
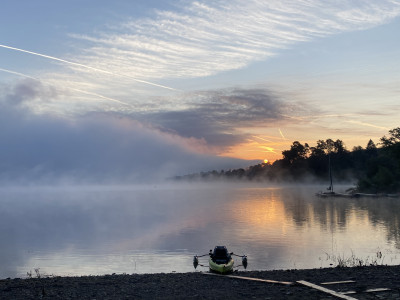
[193, 245, 247, 274]
[210, 246, 232, 264]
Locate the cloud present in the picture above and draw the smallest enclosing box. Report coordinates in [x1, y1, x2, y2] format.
[69, 0, 400, 81]
[0, 67, 131, 107]
[2, 78, 58, 107]
[139, 88, 302, 149]
[0, 81, 255, 184]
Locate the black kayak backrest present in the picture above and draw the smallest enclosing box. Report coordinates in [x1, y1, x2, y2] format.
[212, 246, 232, 264]
[213, 246, 228, 258]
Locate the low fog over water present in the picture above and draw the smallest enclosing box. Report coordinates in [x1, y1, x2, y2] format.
[0, 83, 258, 185]
[1, 183, 399, 278]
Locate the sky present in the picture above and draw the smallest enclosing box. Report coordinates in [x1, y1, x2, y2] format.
[0, 0, 400, 183]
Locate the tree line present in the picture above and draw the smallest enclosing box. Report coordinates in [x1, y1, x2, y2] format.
[174, 127, 400, 193]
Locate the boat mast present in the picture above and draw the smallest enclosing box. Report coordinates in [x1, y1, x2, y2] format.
[328, 154, 333, 193]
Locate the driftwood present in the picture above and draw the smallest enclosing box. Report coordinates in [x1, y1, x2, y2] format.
[203, 272, 293, 285]
[341, 288, 391, 295]
[297, 280, 358, 300]
[320, 280, 356, 285]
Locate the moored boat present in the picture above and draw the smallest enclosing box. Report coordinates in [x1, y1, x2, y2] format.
[316, 192, 400, 198]
[315, 154, 355, 198]
[316, 191, 353, 198]
[316, 155, 337, 197]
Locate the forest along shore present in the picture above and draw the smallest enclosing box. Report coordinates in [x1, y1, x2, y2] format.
[1, 265, 399, 299]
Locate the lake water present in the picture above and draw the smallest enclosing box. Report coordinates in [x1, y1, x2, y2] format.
[1, 184, 399, 279]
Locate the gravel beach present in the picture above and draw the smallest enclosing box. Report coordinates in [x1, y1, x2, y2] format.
[1, 265, 399, 299]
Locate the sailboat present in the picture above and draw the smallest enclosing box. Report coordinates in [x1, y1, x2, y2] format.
[315, 155, 399, 198]
[316, 155, 351, 198]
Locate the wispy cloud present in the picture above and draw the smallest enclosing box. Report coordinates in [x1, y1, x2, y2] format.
[69, 0, 400, 81]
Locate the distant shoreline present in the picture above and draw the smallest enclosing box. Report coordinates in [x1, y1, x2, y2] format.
[1, 265, 399, 299]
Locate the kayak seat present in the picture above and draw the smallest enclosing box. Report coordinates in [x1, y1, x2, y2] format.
[211, 246, 231, 264]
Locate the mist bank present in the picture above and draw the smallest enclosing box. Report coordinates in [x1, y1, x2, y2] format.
[0, 109, 255, 185]
[0, 81, 258, 185]
[174, 129, 400, 194]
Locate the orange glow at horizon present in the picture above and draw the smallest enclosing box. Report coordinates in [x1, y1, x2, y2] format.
[220, 139, 291, 162]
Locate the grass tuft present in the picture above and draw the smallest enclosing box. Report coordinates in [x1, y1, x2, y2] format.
[323, 250, 385, 268]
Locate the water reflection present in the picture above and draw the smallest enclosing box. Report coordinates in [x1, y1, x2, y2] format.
[0, 185, 399, 278]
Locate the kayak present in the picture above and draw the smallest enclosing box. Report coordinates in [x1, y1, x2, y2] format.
[193, 245, 246, 274]
[209, 256, 234, 274]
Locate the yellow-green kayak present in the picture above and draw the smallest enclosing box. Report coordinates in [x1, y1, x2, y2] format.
[209, 256, 234, 274]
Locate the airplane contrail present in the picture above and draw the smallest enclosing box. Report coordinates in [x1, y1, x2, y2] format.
[278, 128, 287, 140]
[346, 120, 389, 131]
[0, 67, 131, 106]
[259, 146, 277, 153]
[0, 44, 180, 92]
[252, 135, 273, 143]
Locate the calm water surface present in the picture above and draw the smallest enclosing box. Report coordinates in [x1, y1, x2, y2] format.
[1, 184, 399, 278]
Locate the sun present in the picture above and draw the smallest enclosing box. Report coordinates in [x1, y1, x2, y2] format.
[263, 159, 269, 164]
